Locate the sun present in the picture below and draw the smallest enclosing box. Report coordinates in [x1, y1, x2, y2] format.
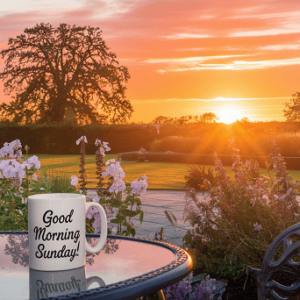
[217, 108, 242, 124]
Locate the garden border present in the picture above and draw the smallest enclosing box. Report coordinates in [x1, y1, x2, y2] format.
[118, 151, 300, 170]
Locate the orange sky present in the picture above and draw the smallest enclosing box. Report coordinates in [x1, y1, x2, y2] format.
[1, 0, 300, 123]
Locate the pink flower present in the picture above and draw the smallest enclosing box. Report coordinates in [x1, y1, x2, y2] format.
[253, 222, 263, 231]
[70, 175, 79, 186]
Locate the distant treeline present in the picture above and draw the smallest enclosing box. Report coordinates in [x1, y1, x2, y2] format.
[1, 122, 300, 155]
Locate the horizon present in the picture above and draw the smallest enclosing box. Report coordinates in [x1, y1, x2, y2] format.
[1, 1, 300, 123]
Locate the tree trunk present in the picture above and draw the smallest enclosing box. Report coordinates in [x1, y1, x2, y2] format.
[50, 96, 66, 122]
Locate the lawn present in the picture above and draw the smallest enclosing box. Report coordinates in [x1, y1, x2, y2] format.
[37, 154, 300, 190]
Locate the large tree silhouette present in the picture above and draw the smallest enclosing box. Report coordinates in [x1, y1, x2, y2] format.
[0, 23, 132, 124]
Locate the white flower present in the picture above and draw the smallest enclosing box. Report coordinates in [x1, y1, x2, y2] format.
[76, 136, 88, 145]
[102, 142, 110, 152]
[2, 163, 18, 178]
[131, 180, 140, 194]
[17, 168, 26, 181]
[253, 222, 263, 231]
[99, 147, 105, 156]
[105, 159, 116, 165]
[0, 139, 22, 159]
[109, 179, 126, 193]
[103, 161, 125, 180]
[92, 216, 102, 233]
[95, 139, 111, 156]
[95, 139, 102, 146]
[100, 144, 111, 156]
[86, 206, 97, 219]
[130, 175, 148, 195]
[70, 175, 79, 186]
[28, 155, 41, 169]
[0, 159, 8, 170]
[92, 197, 100, 203]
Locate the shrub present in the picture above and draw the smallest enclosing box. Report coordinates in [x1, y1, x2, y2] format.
[257, 131, 300, 158]
[181, 138, 300, 280]
[0, 141, 40, 230]
[150, 136, 202, 153]
[184, 165, 216, 192]
[31, 171, 78, 194]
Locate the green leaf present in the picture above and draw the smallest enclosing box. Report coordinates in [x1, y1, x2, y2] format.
[139, 211, 144, 224]
[110, 216, 126, 224]
[134, 198, 141, 206]
[129, 227, 136, 237]
[121, 209, 140, 218]
[125, 195, 134, 204]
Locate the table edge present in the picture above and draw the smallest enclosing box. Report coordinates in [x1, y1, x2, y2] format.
[0, 231, 193, 300]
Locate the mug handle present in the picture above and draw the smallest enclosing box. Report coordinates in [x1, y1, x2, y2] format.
[85, 202, 107, 253]
[86, 276, 106, 288]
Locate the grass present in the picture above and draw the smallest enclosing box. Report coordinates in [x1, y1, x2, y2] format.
[38, 154, 191, 190]
[37, 154, 300, 190]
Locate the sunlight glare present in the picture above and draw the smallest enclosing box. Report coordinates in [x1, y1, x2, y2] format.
[218, 108, 242, 124]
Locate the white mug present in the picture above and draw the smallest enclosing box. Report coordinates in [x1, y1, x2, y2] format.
[29, 267, 106, 299]
[28, 193, 107, 271]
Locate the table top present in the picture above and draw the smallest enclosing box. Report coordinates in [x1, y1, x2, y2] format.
[0, 231, 192, 300]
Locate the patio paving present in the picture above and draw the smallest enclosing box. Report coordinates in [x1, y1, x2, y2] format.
[86, 190, 194, 247]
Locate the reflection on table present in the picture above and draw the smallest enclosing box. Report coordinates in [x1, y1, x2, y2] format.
[29, 267, 106, 299]
[0, 232, 192, 300]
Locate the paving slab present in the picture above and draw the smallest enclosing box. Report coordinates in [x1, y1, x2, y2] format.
[86, 189, 194, 247]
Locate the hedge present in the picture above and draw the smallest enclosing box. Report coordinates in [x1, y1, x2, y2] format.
[1, 122, 300, 155]
[118, 151, 300, 170]
[0, 124, 158, 154]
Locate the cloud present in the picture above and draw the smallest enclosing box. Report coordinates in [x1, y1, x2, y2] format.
[155, 57, 300, 72]
[1, 0, 137, 19]
[1, 0, 83, 16]
[230, 27, 300, 37]
[228, 5, 300, 37]
[131, 96, 290, 103]
[259, 44, 300, 50]
[166, 33, 213, 39]
[145, 55, 250, 64]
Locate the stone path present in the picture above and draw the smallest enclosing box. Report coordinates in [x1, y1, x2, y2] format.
[87, 190, 194, 247]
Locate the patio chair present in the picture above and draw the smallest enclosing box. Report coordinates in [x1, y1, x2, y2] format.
[247, 222, 300, 300]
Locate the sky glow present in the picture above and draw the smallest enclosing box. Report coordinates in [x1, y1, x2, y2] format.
[1, 0, 300, 123]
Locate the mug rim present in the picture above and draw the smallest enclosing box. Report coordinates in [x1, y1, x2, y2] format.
[28, 193, 85, 200]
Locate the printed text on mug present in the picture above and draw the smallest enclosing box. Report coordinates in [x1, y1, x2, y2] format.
[33, 210, 81, 261]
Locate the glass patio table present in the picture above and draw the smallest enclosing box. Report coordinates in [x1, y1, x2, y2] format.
[0, 231, 192, 300]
